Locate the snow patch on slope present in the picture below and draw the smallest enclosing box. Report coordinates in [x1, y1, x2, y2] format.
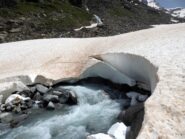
[139, 0, 161, 9]
[168, 8, 185, 18]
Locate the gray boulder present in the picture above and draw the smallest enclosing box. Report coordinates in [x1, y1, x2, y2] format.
[118, 103, 144, 126]
[0, 112, 13, 123]
[12, 104, 21, 113]
[43, 94, 59, 103]
[34, 75, 54, 86]
[0, 81, 30, 103]
[66, 90, 78, 105]
[33, 92, 42, 101]
[46, 101, 55, 110]
[0, 104, 6, 111]
[35, 84, 48, 94]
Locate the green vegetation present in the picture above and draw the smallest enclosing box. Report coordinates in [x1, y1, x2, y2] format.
[109, 6, 133, 17]
[0, 0, 92, 30]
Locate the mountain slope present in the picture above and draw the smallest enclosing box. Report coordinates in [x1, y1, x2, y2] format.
[0, 0, 177, 43]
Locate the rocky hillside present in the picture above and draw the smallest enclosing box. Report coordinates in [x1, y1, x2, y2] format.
[0, 0, 183, 43]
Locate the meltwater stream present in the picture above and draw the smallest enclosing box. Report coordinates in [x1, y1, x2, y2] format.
[1, 86, 122, 139]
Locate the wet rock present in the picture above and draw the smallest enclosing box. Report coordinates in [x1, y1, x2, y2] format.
[0, 112, 13, 123]
[35, 84, 48, 94]
[5, 104, 13, 112]
[20, 104, 28, 110]
[30, 86, 36, 93]
[12, 104, 21, 113]
[18, 90, 32, 98]
[126, 92, 140, 106]
[10, 114, 28, 128]
[107, 122, 127, 139]
[46, 101, 55, 110]
[87, 133, 113, 139]
[137, 94, 148, 102]
[33, 92, 42, 101]
[0, 95, 3, 104]
[51, 87, 78, 105]
[43, 94, 59, 103]
[66, 90, 78, 105]
[52, 90, 62, 96]
[34, 75, 54, 86]
[118, 103, 144, 126]
[55, 89, 70, 104]
[25, 99, 33, 108]
[0, 104, 6, 111]
[5, 94, 30, 105]
[127, 109, 144, 139]
[0, 81, 30, 103]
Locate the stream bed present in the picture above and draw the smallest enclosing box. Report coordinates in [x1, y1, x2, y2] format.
[0, 85, 124, 139]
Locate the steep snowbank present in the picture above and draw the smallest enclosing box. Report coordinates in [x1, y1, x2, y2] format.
[0, 23, 185, 138]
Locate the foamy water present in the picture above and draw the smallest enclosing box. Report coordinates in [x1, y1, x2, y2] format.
[1, 86, 122, 139]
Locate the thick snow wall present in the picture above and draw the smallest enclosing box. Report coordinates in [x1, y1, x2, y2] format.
[80, 53, 158, 92]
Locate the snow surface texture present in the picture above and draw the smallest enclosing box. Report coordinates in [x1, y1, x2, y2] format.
[0, 23, 185, 138]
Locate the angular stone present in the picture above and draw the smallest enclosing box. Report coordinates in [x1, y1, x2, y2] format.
[52, 90, 62, 96]
[87, 133, 113, 139]
[0, 104, 6, 111]
[0, 81, 30, 103]
[5, 104, 13, 112]
[34, 75, 54, 86]
[107, 122, 127, 139]
[35, 84, 48, 94]
[43, 94, 59, 103]
[25, 99, 33, 108]
[137, 95, 148, 102]
[66, 90, 78, 105]
[46, 102, 55, 110]
[5, 94, 30, 105]
[30, 86, 36, 93]
[126, 110, 144, 139]
[0, 95, 3, 104]
[33, 92, 42, 101]
[118, 103, 144, 126]
[13, 104, 21, 113]
[126, 92, 140, 106]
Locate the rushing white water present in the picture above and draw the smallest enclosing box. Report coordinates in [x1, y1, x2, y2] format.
[1, 86, 122, 139]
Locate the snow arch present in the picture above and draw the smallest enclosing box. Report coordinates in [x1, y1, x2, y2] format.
[81, 53, 159, 92]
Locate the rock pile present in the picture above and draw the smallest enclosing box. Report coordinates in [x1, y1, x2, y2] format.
[0, 75, 150, 139]
[87, 91, 147, 139]
[0, 75, 78, 130]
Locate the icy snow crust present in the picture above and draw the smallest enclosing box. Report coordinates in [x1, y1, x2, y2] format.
[0, 23, 185, 138]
